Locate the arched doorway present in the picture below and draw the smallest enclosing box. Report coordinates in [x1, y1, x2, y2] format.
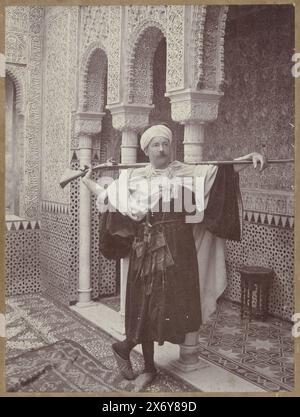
[136, 34, 184, 163]
[71, 46, 123, 305]
[83, 47, 122, 302]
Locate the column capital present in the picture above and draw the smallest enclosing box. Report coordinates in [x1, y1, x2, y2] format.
[165, 89, 223, 124]
[73, 111, 106, 138]
[106, 103, 154, 132]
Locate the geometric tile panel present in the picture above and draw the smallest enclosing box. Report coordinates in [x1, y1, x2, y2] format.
[224, 221, 294, 321]
[91, 156, 117, 298]
[40, 208, 71, 306]
[5, 220, 41, 296]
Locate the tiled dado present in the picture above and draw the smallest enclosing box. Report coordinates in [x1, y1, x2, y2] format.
[225, 189, 294, 321]
[225, 222, 294, 321]
[5, 218, 41, 296]
[240, 188, 294, 229]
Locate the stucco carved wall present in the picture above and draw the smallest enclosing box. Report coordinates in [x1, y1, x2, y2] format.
[204, 6, 294, 192]
[5, 6, 44, 219]
[42, 7, 78, 205]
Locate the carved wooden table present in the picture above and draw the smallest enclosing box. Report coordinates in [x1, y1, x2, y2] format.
[238, 265, 274, 321]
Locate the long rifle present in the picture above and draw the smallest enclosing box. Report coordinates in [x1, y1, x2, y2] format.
[59, 159, 294, 189]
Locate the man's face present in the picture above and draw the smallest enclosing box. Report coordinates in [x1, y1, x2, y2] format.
[144, 136, 171, 169]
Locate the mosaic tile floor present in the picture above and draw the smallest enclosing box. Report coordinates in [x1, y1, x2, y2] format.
[197, 300, 294, 392]
[5, 294, 199, 393]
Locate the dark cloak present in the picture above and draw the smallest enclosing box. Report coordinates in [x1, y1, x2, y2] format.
[98, 165, 242, 345]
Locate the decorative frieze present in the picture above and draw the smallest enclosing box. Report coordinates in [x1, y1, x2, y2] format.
[241, 188, 294, 228]
[5, 219, 41, 231]
[188, 5, 207, 89]
[243, 211, 293, 228]
[68, 7, 79, 114]
[22, 7, 44, 219]
[166, 5, 185, 91]
[107, 6, 121, 104]
[41, 201, 69, 215]
[241, 188, 294, 217]
[216, 6, 229, 91]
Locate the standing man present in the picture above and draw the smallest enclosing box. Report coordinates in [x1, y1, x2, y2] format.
[81, 123, 267, 390]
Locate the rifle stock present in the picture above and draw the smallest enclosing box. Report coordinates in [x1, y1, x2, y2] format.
[59, 163, 145, 189]
[59, 168, 89, 189]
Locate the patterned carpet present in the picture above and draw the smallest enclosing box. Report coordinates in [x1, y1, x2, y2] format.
[197, 300, 294, 392]
[6, 294, 294, 393]
[5, 294, 199, 393]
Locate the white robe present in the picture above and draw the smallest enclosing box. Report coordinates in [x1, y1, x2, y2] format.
[96, 160, 227, 324]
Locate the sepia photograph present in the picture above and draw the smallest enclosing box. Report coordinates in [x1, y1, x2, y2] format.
[2, 3, 296, 394]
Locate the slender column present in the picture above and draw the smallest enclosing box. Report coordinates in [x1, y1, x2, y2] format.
[107, 104, 153, 333]
[77, 135, 93, 306]
[119, 129, 137, 326]
[183, 122, 205, 163]
[74, 112, 104, 308]
[121, 129, 138, 164]
[119, 256, 129, 317]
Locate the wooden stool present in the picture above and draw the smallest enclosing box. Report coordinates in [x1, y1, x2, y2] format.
[238, 265, 273, 321]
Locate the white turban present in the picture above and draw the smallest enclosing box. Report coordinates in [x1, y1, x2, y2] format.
[140, 124, 172, 152]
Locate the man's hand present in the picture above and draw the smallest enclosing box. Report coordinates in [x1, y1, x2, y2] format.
[81, 158, 116, 181]
[233, 152, 268, 173]
[80, 165, 92, 180]
[104, 157, 117, 167]
[80, 165, 104, 196]
[251, 152, 268, 172]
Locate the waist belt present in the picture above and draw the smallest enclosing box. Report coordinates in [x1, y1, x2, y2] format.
[138, 218, 184, 230]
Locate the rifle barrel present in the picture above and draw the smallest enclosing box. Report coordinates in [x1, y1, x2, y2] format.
[90, 158, 294, 171]
[59, 158, 294, 188]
